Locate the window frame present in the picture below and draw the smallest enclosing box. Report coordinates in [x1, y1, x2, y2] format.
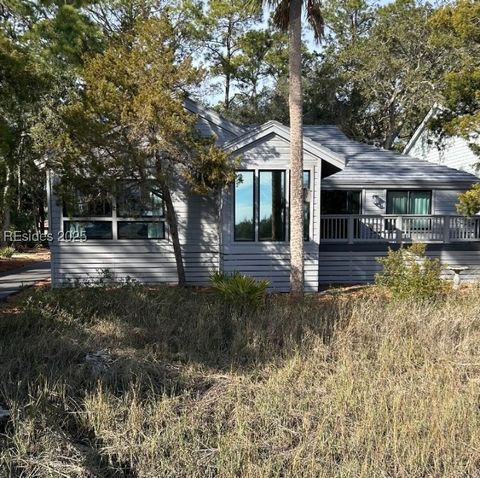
[116, 180, 165, 219]
[233, 170, 256, 242]
[386, 190, 432, 215]
[303, 170, 311, 241]
[321, 189, 362, 215]
[117, 220, 166, 240]
[61, 181, 167, 242]
[63, 220, 114, 240]
[233, 168, 313, 243]
[258, 169, 287, 242]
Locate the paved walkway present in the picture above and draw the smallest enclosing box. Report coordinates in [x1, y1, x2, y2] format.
[0, 262, 51, 300]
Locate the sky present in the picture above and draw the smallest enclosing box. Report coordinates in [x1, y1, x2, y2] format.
[203, 0, 398, 106]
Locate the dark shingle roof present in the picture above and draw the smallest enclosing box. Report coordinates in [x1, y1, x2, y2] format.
[303, 125, 479, 188]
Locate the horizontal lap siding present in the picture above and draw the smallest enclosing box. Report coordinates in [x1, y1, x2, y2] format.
[222, 251, 318, 292]
[409, 130, 480, 178]
[54, 246, 218, 285]
[319, 243, 480, 284]
[50, 187, 220, 287]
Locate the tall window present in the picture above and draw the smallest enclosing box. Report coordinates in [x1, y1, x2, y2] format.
[259, 170, 286, 241]
[386, 191, 431, 215]
[234, 171, 255, 241]
[303, 171, 311, 241]
[321, 190, 361, 214]
[234, 169, 309, 242]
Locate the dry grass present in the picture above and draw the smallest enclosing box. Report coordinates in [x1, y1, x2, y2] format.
[1, 284, 480, 477]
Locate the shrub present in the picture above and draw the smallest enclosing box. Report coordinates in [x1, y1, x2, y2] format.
[0, 246, 15, 258]
[211, 271, 270, 307]
[375, 243, 443, 300]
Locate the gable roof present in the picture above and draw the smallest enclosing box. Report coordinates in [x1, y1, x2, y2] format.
[181, 100, 479, 188]
[223, 120, 346, 169]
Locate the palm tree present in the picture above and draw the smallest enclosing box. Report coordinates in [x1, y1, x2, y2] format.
[267, 0, 324, 293]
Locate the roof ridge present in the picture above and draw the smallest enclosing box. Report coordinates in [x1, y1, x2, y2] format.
[184, 97, 245, 136]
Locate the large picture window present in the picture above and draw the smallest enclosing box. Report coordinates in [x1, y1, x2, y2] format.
[234, 171, 255, 241]
[259, 170, 286, 241]
[62, 181, 166, 241]
[386, 190, 431, 215]
[234, 169, 310, 242]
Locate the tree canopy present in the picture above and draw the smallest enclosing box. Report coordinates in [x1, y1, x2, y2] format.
[1, 0, 480, 238]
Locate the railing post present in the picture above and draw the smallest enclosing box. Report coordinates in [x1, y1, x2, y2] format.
[396, 216, 403, 243]
[348, 215, 354, 244]
[443, 215, 450, 244]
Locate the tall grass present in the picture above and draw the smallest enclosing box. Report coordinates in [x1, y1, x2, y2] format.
[1, 284, 480, 477]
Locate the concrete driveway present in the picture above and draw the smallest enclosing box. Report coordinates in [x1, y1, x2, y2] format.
[0, 261, 51, 301]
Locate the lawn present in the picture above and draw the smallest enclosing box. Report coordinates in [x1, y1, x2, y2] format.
[1, 284, 480, 477]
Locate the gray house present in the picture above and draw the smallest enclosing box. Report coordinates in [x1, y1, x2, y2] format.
[404, 105, 480, 177]
[47, 100, 480, 292]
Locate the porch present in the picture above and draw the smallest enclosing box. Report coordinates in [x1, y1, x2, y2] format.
[320, 215, 480, 244]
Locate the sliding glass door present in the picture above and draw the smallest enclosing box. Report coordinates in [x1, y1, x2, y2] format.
[386, 191, 432, 215]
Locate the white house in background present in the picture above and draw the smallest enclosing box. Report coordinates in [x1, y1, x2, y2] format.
[404, 105, 480, 177]
[46, 100, 480, 292]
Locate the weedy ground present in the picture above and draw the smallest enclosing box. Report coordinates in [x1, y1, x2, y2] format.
[1, 284, 480, 477]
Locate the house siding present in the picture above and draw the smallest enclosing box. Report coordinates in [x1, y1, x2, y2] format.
[408, 129, 479, 177]
[221, 134, 321, 292]
[48, 111, 241, 287]
[49, 183, 220, 286]
[319, 243, 480, 285]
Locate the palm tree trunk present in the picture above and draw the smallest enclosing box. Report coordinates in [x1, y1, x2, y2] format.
[288, 0, 304, 294]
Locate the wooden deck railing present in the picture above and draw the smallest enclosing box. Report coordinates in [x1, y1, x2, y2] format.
[320, 215, 480, 244]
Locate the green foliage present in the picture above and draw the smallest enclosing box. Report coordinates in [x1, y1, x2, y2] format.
[375, 243, 443, 300]
[326, 0, 444, 149]
[429, 0, 480, 155]
[42, 16, 235, 199]
[0, 245, 15, 257]
[456, 183, 480, 216]
[211, 271, 270, 307]
[187, 0, 262, 110]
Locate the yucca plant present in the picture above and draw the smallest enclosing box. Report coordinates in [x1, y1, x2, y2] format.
[211, 271, 270, 307]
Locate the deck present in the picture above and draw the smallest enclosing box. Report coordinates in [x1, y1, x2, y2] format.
[320, 215, 480, 244]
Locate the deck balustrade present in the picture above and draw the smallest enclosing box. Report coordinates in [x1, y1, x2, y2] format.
[320, 215, 480, 244]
